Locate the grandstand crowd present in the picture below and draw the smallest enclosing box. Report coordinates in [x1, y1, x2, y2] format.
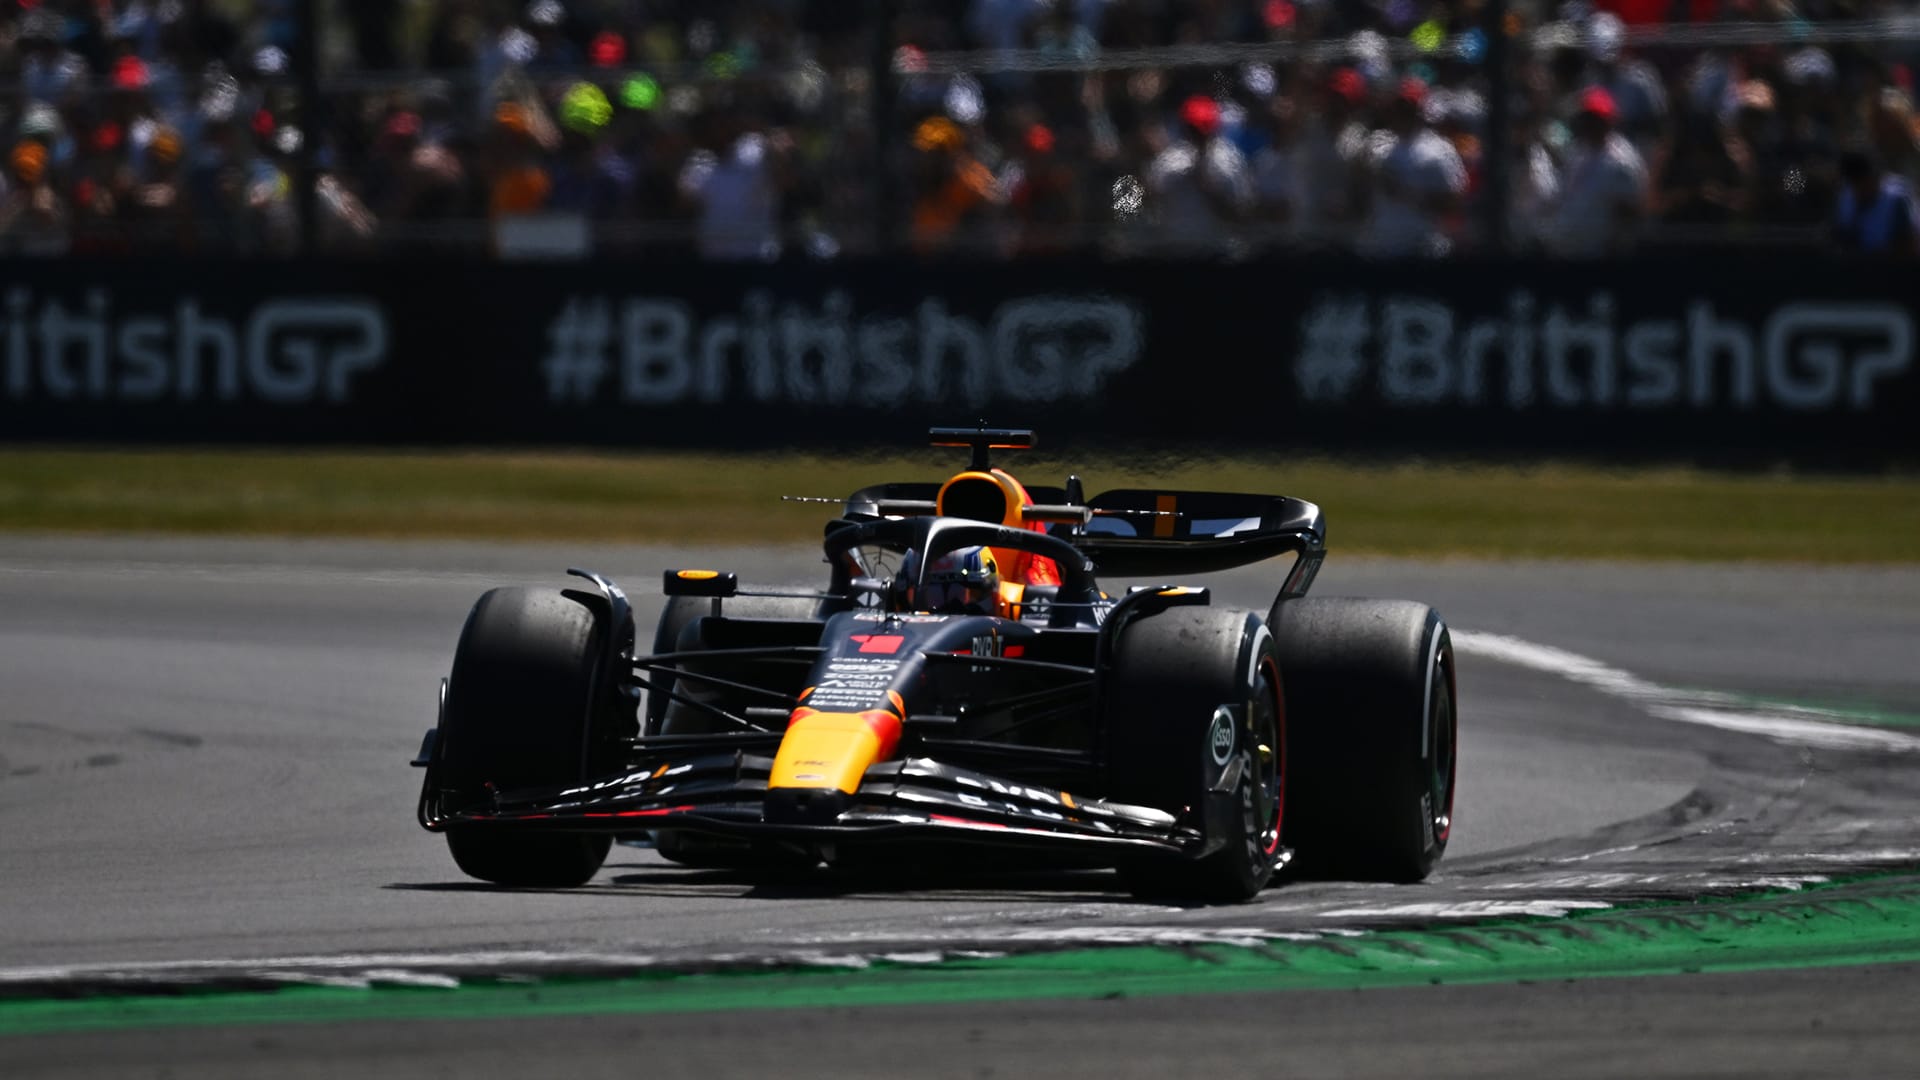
[2, 0, 1916, 257]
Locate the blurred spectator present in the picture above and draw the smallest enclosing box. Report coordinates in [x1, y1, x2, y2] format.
[1144, 94, 1252, 254]
[317, 173, 379, 250]
[1656, 112, 1750, 228]
[126, 126, 192, 252]
[679, 114, 789, 261]
[1507, 112, 1561, 251]
[1541, 87, 1648, 257]
[365, 109, 471, 224]
[1834, 148, 1919, 255]
[1002, 122, 1083, 256]
[1248, 96, 1302, 240]
[487, 101, 555, 219]
[909, 116, 1000, 255]
[1359, 78, 1466, 257]
[239, 126, 302, 256]
[1866, 86, 1920, 183]
[1725, 79, 1786, 224]
[550, 82, 635, 219]
[1292, 67, 1368, 246]
[1581, 13, 1668, 155]
[3, 0, 1920, 259]
[69, 117, 134, 256]
[0, 140, 70, 256]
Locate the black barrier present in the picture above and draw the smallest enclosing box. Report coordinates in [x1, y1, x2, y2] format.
[1, 257, 1914, 465]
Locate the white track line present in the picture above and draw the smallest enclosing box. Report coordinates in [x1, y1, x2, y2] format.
[1316, 899, 1614, 920]
[0, 951, 675, 984]
[1453, 630, 1920, 753]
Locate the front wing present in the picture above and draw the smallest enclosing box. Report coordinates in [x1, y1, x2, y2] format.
[424, 752, 1197, 859]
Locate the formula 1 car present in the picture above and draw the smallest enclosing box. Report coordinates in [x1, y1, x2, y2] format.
[410, 428, 1456, 902]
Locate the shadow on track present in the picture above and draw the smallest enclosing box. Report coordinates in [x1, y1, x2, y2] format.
[385, 856, 1162, 906]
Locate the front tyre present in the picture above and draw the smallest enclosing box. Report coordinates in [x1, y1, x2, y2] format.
[1104, 607, 1286, 903]
[438, 587, 614, 887]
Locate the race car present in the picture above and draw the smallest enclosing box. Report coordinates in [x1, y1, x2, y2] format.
[410, 427, 1457, 902]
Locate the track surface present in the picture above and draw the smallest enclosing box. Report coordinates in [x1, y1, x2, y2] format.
[11, 962, 1920, 1079]
[3, 536, 1919, 1074]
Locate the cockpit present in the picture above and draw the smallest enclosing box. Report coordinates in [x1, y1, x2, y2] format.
[824, 515, 1102, 627]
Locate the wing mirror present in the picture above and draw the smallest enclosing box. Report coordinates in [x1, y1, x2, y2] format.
[662, 569, 739, 598]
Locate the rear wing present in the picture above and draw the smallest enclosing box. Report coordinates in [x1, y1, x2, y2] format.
[841, 483, 1325, 597]
[1074, 490, 1323, 592]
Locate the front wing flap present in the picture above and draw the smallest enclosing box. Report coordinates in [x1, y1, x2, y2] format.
[432, 753, 1196, 857]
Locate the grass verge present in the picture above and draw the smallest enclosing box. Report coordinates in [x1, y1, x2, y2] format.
[0, 448, 1915, 562]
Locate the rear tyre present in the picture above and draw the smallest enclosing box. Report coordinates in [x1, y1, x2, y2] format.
[1267, 597, 1456, 883]
[1104, 607, 1286, 903]
[438, 587, 614, 887]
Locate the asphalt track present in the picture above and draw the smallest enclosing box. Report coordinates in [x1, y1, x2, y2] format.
[3, 535, 1920, 1076]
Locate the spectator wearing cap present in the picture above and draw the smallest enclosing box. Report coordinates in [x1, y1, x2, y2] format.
[0, 140, 70, 256]
[237, 114, 302, 257]
[1542, 86, 1648, 257]
[1144, 94, 1253, 255]
[127, 126, 192, 253]
[1003, 122, 1082, 256]
[549, 83, 637, 222]
[908, 116, 1001, 256]
[368, 108, 471, 229]
[1834, 149, 1918, 257]
[1293, 67, 1369, 244]
[69, 117, 134, 256]
[1359, 78, 1466, 258]
[679, 111, 791, 261]
[1582, 12, 1668, 155]
[486, 101, 556, 220]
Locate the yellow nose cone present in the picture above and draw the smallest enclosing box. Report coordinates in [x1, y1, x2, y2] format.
[769, 708, 902, 794]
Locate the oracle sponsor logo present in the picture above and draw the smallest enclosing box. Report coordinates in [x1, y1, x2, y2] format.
[1295, 293, 1912, 412]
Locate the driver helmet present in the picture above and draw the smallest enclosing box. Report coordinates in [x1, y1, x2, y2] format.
[903, 546, 1001, 614]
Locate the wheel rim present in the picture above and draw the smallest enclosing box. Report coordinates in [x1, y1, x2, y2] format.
[1245, 656, 1285, 864]
[1427, 652, 1456, 845]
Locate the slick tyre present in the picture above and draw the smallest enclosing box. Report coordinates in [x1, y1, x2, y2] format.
[439, 587, 614, 887]
[1105, 607, 1286, 904]
[1267, 597, 1456, 883]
